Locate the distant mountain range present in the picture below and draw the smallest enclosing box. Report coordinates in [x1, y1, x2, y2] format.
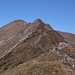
[0, 19, 75, 75]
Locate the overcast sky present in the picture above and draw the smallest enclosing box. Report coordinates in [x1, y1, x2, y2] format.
[0, 0, 75, 34]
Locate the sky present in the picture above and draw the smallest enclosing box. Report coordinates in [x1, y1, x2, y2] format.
[0, 0, 75, 34]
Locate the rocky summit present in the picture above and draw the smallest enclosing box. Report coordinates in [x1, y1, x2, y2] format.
[0, 19, 75, 75]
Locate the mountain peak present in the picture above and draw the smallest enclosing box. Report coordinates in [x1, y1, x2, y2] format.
[0, 19, 75, 75]
[33, 19, 44, 24]
[11, 20, 27, 24]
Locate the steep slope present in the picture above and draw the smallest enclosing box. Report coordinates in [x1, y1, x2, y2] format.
[0, 20, 27, 41]
[0, 19, 75, 75]
[0, 20, 29, 57]
[0, 19, 65, 74]
[1, 43, 75, 75]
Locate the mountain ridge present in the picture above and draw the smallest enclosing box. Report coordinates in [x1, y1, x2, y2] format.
[0, 19, 75, 75]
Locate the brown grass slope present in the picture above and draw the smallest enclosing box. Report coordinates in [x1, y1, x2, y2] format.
[57, 31, 75, 44]
[1, 50, 75, 75]
[0, 19, 75, 75]
[0, 20, 27, 41]
[0, 19, 65, 74]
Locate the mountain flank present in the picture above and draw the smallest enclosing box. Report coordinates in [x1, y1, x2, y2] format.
[0, 19, 75, 75]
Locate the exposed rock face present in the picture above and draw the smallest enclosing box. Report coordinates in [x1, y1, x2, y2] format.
[0, 19, 75, 75]
[57, 42, 69, 50]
